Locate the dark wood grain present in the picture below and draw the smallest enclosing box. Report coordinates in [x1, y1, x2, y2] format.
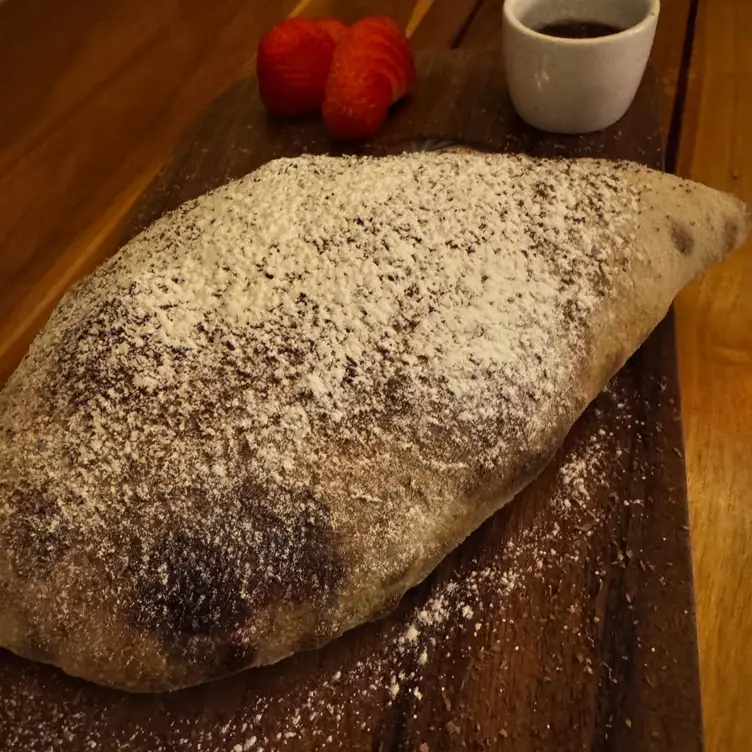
[409, 0, 482, 49]
[0, 50, 702, 752]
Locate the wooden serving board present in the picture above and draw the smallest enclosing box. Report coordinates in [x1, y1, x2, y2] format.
[0, 50, 703, 752]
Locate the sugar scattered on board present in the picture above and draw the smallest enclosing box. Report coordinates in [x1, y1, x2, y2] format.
[0, 151, 655, 750]
[0, 391, 632, 751]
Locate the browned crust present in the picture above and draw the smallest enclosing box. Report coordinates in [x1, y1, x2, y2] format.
[0, 154, 748, 692]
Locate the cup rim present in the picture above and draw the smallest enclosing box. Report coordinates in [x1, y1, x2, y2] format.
[503, 0, 660, 44]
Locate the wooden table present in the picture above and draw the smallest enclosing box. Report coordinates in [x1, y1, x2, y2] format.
[0, 1, 750, 750]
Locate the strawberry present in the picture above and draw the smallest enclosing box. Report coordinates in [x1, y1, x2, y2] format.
[256, 18, 336, 117]
[314, 17, 349, 45]
[322, 67, 393, 140]
[323, 16, 415, 141]
[342, 17, 415, 101]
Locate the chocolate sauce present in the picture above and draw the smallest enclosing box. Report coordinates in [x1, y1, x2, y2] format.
[536, 20, 623, 39]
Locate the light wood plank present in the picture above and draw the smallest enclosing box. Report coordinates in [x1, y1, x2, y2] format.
[295, 0, 418, 26]
[0, 0, 302, 382]
[674, 1, 752, 750]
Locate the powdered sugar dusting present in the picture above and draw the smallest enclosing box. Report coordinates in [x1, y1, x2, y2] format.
[204, 402, 621, 751]
[0, 151, 642, 689]
[0, 389, 628, 750]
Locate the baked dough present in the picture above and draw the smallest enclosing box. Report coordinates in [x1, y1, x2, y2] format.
[0, 152, 748, 691]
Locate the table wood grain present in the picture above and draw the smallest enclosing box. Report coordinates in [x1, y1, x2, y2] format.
[674, 1, 752, 750]
[0, 1, 749, 750]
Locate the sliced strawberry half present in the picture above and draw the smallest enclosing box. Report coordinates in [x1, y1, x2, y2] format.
[257, 18, 336, 117]
[323, 66, 393, 141]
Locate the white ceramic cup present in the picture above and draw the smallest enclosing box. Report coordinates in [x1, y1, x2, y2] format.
[502, 0, 660, 134]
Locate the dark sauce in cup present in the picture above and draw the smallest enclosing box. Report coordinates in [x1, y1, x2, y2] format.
[536, 20, 624, 39]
